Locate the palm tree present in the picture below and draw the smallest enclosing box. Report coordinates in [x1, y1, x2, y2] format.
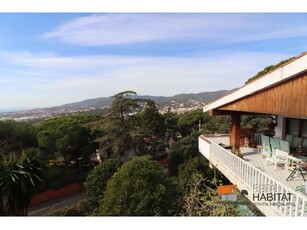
[0, 148, 44, 216]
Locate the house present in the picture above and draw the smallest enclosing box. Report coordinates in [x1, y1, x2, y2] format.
[198, 52, 307, 216]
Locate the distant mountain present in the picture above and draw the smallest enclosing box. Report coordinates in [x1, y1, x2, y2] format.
[50, 97, 114, 110]
[0, 89, 236, 122]
[0, 108, 32, 113]
[48, 89, 234, 110]
[160, 90, 233, 105]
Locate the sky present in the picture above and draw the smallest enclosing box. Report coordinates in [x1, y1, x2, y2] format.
[1, 13, 307, 110]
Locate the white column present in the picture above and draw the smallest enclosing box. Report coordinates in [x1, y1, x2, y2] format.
[275, 116, 286, 139]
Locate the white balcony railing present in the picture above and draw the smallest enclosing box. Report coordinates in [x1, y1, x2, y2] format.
[199, 135, 307, 217]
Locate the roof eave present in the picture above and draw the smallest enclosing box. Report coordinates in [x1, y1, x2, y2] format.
[203, 52, 307, 113]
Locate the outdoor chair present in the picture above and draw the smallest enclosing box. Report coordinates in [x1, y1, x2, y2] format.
[285, 134, 293, 146]
[270, 137, 280, 155]
[265, 149, 289, 170]
[261, 135, 272, 158]
[279, 139, 290, 154]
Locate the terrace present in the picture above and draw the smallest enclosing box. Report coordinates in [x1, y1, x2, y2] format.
[199, 134, 307, 216]
[198, 52, 307, 216]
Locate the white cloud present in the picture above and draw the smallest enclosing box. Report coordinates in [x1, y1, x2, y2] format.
[2, 13, 306, 110]
[0, 49, 291, 108]
[42, 14, 307, 47]
[41, 14, 248, 46]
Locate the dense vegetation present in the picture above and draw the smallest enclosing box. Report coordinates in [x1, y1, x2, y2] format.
[0, 148, 45, 215]
[95, 156, 177, 216]
[0, 90, 273, 216]
[35, 114, 102, 165]
[85, 159, 122, 209]
[245, 56, 295, 84]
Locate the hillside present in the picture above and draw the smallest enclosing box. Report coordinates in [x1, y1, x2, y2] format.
[0, 89, 235, 122]
[49, 89, 233, 110]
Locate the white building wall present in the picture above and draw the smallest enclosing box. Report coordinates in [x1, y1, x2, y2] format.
[274, 116, 286, 139]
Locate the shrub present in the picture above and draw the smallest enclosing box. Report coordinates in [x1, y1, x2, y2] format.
[48, 199, 91, 216]
[85, 159, 121, 209]
[96, 155, 178, 216]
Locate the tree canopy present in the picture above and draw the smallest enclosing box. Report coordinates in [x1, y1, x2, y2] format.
[177, 109, 203, 137]
[0, 120, 37, 152]
[85, 159, 122, 209]
[99, 91, 140, 158]
[179, 173, 237, 216]
[168, 132, 200, 176]
[36, 114, 100, 165]
[0, 90, 267, 217]
[96, 155, 178, 216]
[99, 91, 167, 159]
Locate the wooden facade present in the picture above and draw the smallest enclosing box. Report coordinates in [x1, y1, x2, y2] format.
[212, 72, 307, 118]
[200, 53, 307, 215]
[207, 71, 307, 150]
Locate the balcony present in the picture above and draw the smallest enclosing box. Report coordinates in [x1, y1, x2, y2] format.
[199, 134, 307, 216]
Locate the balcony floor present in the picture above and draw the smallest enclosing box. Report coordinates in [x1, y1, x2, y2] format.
[241, 147, 305, 193]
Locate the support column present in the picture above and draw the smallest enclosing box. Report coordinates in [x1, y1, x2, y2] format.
[230, 112, 241, 151]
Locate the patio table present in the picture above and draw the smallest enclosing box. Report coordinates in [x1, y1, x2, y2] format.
[287, 154, 307, 170]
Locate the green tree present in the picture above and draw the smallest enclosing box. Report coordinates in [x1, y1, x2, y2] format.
[99, 117, 131, 159]
[99, 91, 140, 158]
[85, 159, 122, 209]
[162, 110, 179, 142]
[177, 109, 204, 137]
[178, 155, 229, 190]
[55, 125, 91, 165]
[178, 156, 212, 187]
[36, 115, 98, 165]
[0, 120, 37, 152]
[0, 148, 45, 215]
[36, 130, 56, 159]
[241, 115, 273, 134]
[48, 199, 91, 216]
[141, 100, 165, 137]
[201, 113, 231, 134]
[36, 114, 101, 132]
[131, 100, 166, 157]
[179, 173, 237, 216]
[168, 132, 200, 176]
[96, 156, 178, 216]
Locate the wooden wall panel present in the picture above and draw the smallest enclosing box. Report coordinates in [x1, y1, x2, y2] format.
[217, 73, 307, 118]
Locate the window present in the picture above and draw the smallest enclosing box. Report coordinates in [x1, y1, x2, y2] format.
[302, 120, 307, 138]
[287, 119, 300, 136]
[286, 118, 307, 137]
